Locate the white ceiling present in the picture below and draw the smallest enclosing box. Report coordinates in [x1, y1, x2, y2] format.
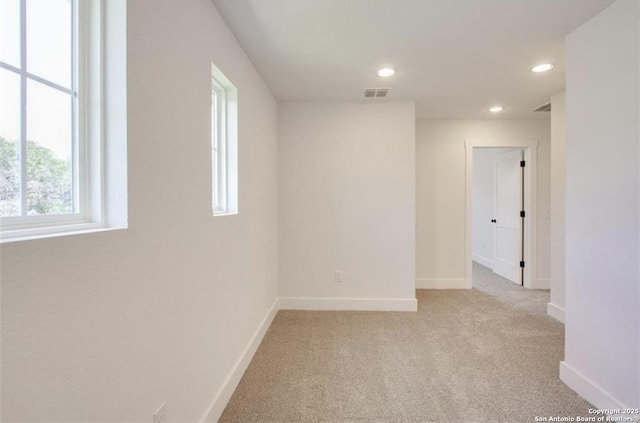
[212, 0, 615, 119]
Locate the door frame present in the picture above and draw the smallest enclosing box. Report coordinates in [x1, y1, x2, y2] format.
[465, 139, 538, 289]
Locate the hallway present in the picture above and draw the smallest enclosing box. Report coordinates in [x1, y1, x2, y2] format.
[473, 262, 550, 315]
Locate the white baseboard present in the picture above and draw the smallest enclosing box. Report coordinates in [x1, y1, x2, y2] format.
[531, 278, 550, 289]
[278, 297, 417, 312]
[200, 294, 419, 421]
[416, 278, 468, 289]
[547, 302, 565, 323]
[472, 255, 493, 269]
[560, 361, 630, 410]
[201, 299, 279, 422]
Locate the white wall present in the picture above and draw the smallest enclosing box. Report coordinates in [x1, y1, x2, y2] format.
[278, 101, 417, 310]
[562, 0, 639, 409]
[549, 91, 567, 322]
[416, 119, 551, 288]
[472, 148, 517, 269]
[0, 0, 279, 421]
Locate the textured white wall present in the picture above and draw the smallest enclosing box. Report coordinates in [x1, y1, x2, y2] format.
[472, 148, 516, 269]
[563, 0, 639, 408]
[549, 91, 567, 320]
[0, 0, 279, 421]
[278, 101, 416, 302]
[416, 120, 551, 286]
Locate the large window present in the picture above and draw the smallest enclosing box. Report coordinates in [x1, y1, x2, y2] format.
[0, 0, 106, 239]
[211, 64, 238, 216]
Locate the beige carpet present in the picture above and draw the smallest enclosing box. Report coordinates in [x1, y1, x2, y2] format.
[220, 263, 591, 422]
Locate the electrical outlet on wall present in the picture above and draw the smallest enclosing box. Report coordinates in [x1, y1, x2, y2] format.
[334, 270, 343, 283]
[153, 402, 166, 423]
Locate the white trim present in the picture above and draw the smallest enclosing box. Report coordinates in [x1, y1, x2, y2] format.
[0, 221, 107, 243]
[200, 299, 279, 423]
[101, 0, 127, 229]
[560, 361, 630, 410]
[416, 279, 467, 289]
[532, 278, 550, 289]
[19, 0, 27, 217]
[211, 76, 227, 214]
[278, 297, 417, 312]
[472, 254, 493, 269]
[465, 140, 538, 290]
[547, 302, 565, 323]
[81, 0, 104, 227]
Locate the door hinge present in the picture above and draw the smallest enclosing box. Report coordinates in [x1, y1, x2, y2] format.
[520, 261, 525, 268]
[520, 211, 526, 218]
[520, 160, 526, 167]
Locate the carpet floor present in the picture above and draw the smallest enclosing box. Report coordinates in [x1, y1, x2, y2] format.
[219, 263, 592, 423]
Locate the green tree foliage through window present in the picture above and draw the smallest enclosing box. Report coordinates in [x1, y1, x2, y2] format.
[0, 136, 72, 216]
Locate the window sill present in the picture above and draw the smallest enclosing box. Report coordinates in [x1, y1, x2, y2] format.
[0, 222, 126, 244]
[213, 211, 238, 218]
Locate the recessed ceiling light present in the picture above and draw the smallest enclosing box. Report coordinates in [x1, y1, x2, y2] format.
[377, 68, 396, 77]
[489, 106, 504, 113]
[531, 63, 554, 73]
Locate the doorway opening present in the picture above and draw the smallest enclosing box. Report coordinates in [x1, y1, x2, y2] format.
[472, 148, 524, 287]
[464, 140, 539, 290]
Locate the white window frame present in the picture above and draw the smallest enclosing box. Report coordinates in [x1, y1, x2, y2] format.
[212, 77, 227, 215]
[0, 0, 106, 241]
[211, 64, 238, 216]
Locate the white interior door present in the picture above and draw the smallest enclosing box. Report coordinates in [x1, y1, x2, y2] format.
[492, 149, 523, 284]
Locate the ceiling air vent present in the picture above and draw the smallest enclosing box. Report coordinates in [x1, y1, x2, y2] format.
[532, 102, 552, 112]
[363, 88, 391, 99]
